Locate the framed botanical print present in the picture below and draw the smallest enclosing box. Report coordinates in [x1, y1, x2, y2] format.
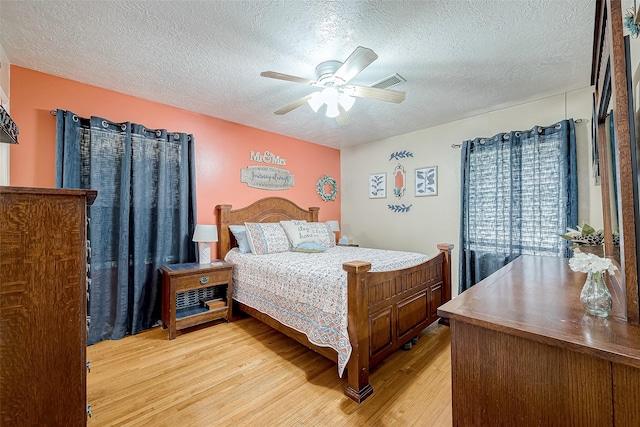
[415, 166, 437, 196]
[369, 173, 386, 198]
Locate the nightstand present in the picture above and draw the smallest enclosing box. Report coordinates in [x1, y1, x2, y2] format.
[160, 261, 234, 340]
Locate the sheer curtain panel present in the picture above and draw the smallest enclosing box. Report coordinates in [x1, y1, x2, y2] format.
[56, 110, 197, 345]
[458, 119, 578, 294]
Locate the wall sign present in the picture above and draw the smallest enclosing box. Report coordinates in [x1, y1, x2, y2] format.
[241, 166, 295, 190]
[250, 150, 286, 166]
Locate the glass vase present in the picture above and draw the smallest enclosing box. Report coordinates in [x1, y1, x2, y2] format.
[580, 271, 612, 318]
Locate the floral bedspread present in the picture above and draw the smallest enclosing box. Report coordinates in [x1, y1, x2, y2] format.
[224, 246, 429, 377]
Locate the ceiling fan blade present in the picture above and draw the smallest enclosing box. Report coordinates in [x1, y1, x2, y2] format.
[336, 105, 351, 126]
[261, 71, 316, 85]
[274, 94, 314, 115]
[346, 85, 406, 103]
[333, 46, 378, 84]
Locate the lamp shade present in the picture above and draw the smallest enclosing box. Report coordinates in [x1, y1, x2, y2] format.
[192, 224, 218, 242]
[326, 220, 340, 232]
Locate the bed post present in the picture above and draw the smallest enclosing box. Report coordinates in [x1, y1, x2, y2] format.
[309, 206, 319, 222]
[437, 243, 454, 326]
[216, 204, 232, 259]
[343, 260, 373, 403]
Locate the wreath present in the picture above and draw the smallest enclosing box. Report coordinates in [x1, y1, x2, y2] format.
[317, 175, 338, 202]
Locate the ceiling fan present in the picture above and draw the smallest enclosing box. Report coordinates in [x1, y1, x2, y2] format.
[260, 46, 406, 124]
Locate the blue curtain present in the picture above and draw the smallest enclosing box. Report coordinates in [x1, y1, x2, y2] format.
[55, 110, 197, 345]
[459, 119, 578, 294]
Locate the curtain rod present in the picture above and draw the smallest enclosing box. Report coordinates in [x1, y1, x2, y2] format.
[451, 118, 583, 148]
[49, 110, 193, 141]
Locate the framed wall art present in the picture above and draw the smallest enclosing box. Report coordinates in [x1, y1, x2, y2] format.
[369, 173, 386, 198]
[415, 166, 438, 196]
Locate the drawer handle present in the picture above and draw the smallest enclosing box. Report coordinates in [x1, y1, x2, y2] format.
[199, 277, 209, 284]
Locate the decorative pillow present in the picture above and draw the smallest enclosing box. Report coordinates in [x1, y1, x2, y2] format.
[244, 222, 292, 255]
[229, 225, 251, 253]
[280, 220, 335, 248]
[291, 241, 328, 253]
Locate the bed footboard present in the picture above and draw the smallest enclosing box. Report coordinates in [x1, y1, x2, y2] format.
[343, 243, 453, 403]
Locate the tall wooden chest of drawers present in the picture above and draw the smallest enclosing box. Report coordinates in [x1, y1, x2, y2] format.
[0, 187, 96, 426]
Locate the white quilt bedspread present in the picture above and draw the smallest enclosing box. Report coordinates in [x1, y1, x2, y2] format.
[224, 246, 429, 377]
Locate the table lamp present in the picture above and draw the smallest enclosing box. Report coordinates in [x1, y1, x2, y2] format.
[192, 224, 218, 264]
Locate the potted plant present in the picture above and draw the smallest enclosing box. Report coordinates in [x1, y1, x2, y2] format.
[559, 223, 604, 256]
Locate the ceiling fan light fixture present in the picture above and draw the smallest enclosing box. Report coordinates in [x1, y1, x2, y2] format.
[262, 46, 404, 122]
[307, 92, 324, 112]
[325, 100, 340, 118]
[338, 93, 355, 112]
[322, 87, 339, 105]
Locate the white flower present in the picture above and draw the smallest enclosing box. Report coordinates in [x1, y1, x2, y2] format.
[569, 253, 618, 275]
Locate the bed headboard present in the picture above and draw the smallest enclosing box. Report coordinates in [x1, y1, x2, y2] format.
[215, 197, 320, 259]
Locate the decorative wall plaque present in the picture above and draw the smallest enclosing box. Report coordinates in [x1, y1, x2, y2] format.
[393, 164, 406, 198]
[250, 150, 286, 166]
[241, 166, 295, 190]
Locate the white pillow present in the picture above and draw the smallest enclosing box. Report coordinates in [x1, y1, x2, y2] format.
[280, 220, 335, 248]
[229, 225, 251, 253]
[244, 222, 291, 255]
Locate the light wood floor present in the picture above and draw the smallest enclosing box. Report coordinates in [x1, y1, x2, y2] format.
[87, 317, 452, 426]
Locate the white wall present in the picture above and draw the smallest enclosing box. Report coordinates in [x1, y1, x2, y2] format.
[0, 42, 10, 185]
[341, 87, 601, 295]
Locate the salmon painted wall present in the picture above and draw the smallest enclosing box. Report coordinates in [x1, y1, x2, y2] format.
[10, 66, 340, 256]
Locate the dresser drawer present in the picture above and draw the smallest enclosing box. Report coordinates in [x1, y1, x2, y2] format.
[176, 269, 231, 292]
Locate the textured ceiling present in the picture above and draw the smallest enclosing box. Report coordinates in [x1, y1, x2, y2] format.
[0, 0, 596, 149]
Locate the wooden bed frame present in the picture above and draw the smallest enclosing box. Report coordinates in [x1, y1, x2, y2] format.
[216, 197, 453, 403]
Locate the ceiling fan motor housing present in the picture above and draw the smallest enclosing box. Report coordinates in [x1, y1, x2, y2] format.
[315, 60, 343, 85]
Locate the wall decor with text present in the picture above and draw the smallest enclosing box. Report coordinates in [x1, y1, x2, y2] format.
[241, 166, 295, 190]
[250, 150, 286, 165]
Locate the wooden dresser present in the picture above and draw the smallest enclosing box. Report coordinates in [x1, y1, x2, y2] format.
[438, 256, 640, 426]
[0, 187, 96, 426]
